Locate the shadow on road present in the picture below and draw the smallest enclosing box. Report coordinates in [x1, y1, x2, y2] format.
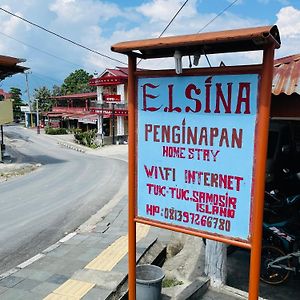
[19, 154, 67, 165]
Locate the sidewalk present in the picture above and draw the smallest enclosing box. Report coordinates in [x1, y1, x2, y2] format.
[0, 132, 253, 300]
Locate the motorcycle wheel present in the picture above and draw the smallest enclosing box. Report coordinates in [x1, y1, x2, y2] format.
[202, 238, 237, 255]
[260, 245, 290, 285]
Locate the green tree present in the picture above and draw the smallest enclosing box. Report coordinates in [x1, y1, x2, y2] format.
[61, 69, 95, 95]
[52, 84, 62, 97]
[33, 86, 52, 112]
[9, 87, 24, 120]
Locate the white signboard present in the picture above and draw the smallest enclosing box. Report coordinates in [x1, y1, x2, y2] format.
[20, 106, 30, 112]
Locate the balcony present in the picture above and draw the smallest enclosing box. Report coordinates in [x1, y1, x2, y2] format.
[52, 107, 89, 113]
[90, 102, 127, 110]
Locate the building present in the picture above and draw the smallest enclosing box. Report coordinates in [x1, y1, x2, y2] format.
[0, 89, 11, 100]
[47, 92, 98, 130]
[89, 67, 128, 144]
[46, 67, 129, 144]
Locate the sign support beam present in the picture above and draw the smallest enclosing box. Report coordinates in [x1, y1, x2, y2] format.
[248, 44, 275, 300]
[128, 54, 137, 300]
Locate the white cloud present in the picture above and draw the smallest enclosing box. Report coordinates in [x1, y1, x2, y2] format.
[276, 6, 300, 38]
[136, 0, 197, 23]
[274, 6, 300, 58]
[49, 0, 123, 23]
[1, 7, 23, 35]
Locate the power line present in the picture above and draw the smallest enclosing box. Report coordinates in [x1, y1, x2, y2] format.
[31, 72, 62, 85]
[0, 1, 239, 72]
[197, 0, 240, 67]
[138, 0, 238, 67]
[159, 0, 189, 38]
[0, 7, 127, 66]
[0, 31, 85, 70]
[198, 0, 240, 33]
[138, 0, 189, 65]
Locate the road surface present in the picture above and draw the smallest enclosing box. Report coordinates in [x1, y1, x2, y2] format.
[0, 126, 127, 273]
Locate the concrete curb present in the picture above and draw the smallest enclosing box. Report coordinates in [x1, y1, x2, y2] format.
[175, 277, 210, 300]
[0, 232, 78, 281]
[57, 141, 86, 153]
[219, 285, 268, 300]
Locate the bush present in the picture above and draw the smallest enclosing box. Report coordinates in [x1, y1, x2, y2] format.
[45, 127, 68, 135]
[74, 129, 99, 148]
[68, 128, 81, 134]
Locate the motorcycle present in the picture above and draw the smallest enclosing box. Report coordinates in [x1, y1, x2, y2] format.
[260, 215, 300, 285]
[264, 188, 300, 223]
[260, 188, 300, 285]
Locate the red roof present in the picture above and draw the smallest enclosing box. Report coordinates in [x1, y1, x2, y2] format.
[0, 89, 11, 99]
[104, 66, 143, 77]
[52, 92, 97, 100]
[89, 67, 128, 86]
[273, 54, 300, 96]
[115, 67, 129, 75]
[105, 68, 128, 77]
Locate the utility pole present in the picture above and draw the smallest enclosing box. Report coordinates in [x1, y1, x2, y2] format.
[112, 103, 115, 145]
[0, 125, 4, 162]
[36, 98, 40, 134]
[25, 72, 33, 127]
[101, 103, 104, 146]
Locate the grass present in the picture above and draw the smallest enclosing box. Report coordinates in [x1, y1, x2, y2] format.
[162, 278, 184, 288]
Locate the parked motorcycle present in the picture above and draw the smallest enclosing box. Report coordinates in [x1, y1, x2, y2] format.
[260, 218, 300, 284]
[264, 187, 300, 223]
[260, 192, 300, 285]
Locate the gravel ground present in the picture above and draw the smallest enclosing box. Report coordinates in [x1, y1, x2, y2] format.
[0, 130, 41, 182]
[0, 162, 41, 182]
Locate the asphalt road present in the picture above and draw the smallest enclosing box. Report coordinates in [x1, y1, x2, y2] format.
[0, 126, 127, 274]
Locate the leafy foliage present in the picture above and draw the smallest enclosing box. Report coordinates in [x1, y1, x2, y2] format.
[45, 127, 68, 135]
[33, 86, 52, 112]
[28, 68, 96, 113]
[61, 69, 95, 95]
[74, 129, 99, 148]
[9, 87, 25, 120]
[52, 85, 62, 97]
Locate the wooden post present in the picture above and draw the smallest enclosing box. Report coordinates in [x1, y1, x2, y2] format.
[128, 54, 137, 300]
[248, 44, 275, 300]
[205, 240, 227, 287]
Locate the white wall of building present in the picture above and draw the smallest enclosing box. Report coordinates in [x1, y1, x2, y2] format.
[117, 84, 125, 104]
[117, 116, 124, 136]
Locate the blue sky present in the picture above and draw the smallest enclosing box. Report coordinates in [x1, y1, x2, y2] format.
[0, 0, 299, 101]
